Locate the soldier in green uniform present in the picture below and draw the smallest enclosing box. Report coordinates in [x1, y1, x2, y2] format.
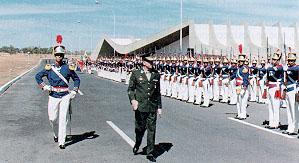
[127, 53, 162, 162]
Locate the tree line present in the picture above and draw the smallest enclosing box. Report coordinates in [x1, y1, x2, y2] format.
[0, 45, 52, 54]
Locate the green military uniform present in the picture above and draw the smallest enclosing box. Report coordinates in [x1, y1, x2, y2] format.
[128, 68, 162, 155]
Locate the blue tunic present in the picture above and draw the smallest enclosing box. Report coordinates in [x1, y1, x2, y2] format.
[286, 65, 299, 86]
[35, 62, 80, 98]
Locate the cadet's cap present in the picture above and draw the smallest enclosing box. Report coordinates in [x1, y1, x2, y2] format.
[53, 45, 65, 55]
[287, 52, 296, 60]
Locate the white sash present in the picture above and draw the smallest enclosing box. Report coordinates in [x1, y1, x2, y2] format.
[51, 66, 84, 95]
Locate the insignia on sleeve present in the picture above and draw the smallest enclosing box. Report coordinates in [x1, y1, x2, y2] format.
[45, 64, 51, 70]
[242, 68, 248, 74]
[69, 64, 76, 71]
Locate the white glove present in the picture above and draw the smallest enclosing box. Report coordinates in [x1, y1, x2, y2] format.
[283, 65, 288, 71]
[131, 100, 138, 111]
[157, 108, 162, 118]
[69, 90, 77, 99]
[43, 85, 52, 91]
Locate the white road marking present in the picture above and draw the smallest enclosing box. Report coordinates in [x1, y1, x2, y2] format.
[106, 121, 135, 147]
[228, 117, 295, 139]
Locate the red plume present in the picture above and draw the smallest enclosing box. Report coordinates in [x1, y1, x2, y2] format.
[238, 44, 242, 54]
[56, 35, 63, 44]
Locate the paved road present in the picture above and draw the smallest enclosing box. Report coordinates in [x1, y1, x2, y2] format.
[1, 61, 299, 163]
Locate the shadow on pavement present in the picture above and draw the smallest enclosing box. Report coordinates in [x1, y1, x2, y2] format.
[137, 142, 173, 158]
[65, 131, 99, 147]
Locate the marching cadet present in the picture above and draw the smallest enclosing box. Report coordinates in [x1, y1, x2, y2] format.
[265, 51, 284, 129]
[177, 57, 184, 100]
[257, 58, 267, 103]
[35, 36, 81, 149]
[248, 58, 258, 102]
[194, 57, 203, 105]
[171, 57, 179, 99]
[208, 58, 214, 100]
[229, 58, 238, 105]
[235, 53, 249, 120]
[187, 57, 196, 103]
[165, 57, 172, 97]
[128, 53, 162, 162]
[220, 57, 230, 103]
[212, 57, 221, 101]
[282, 52, 298, 135]
[181, 56, 189, 101]
[201, 57, 212, 107]
[159, 57, 166, 96]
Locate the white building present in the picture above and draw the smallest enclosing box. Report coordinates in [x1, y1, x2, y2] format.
[91, 21, 299, 61]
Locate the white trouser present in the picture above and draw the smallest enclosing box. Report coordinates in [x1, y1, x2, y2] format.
[170, 76, 177, 98]
[202, 79, 210, 107]
[257, 79, 267, 103]
[177, 77, 183, 100]
[166, 76, 171, 97]
[229, 79, 237, 105]
[48, 95, 70, 146]
[182, 77, 189, 101]
[268, 87, 281, 127]
[286, 85, 298, 133]
[187, 77, 195, 103]
[208, 78, 213, 100]
[237, 88, 249, 118]
[249, 77, 257, 102]
[195, 80, 203, 105]
[213, 77, 220, 101]
[221, 78, 229, 103]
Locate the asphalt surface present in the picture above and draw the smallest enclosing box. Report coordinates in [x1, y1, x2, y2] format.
[1, 61, 299, 163]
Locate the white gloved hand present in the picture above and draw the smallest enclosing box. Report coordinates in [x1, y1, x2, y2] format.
[43, 85, 52, 91]
[69, 90, 77, 99]
[157, 108, 162, 118]
[131, 100, 138, 111]
[283, 65, 288, 71]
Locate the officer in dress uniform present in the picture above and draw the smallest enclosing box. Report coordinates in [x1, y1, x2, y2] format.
[177, 57, 184, 100]
[194, 57, 203, 105]
[265, 51, 283, 129]
[229, 58, 238, 105]
[282, 52, 299, 135]
[35, 37, 80, 149]
[128, 53, 162, 162]
[257, 58, 267, 103]
[233, 54, 249, 120]
[249, 58, 258, 102]
[220, 57, 230, 103]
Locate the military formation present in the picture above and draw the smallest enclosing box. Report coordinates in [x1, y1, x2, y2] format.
[90, 47, 298, 136]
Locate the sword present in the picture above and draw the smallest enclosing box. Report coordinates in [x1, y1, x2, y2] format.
[69, 100, 72, 135]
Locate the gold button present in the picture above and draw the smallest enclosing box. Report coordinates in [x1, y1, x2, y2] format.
[148, 93, 150, 95]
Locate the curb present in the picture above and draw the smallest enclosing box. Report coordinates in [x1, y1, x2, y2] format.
[0, 59, 43, 95]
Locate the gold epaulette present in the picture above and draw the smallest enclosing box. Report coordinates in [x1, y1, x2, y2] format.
[45, 64, 51, 70]
[69, 64, 76, 71]
[242, 68, 248, 74]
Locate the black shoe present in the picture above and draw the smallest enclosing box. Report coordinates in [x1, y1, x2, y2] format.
[288, 132, 298, 136]
[268, 126, 278, 129]
[239, 118, 246, 120]
[146, 154, 156, 162]
[282, 131, 289, 134]
[59, 145, 65, 149]
[133, 144, 140, 154]
[265, 125, 270, 128]
[54, 136, 58, 143]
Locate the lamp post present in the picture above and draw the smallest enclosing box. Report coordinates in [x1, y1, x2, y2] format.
[180, 0, 183, 54]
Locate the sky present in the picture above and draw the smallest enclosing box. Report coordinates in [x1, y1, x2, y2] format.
[0, 0, 298, 52]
